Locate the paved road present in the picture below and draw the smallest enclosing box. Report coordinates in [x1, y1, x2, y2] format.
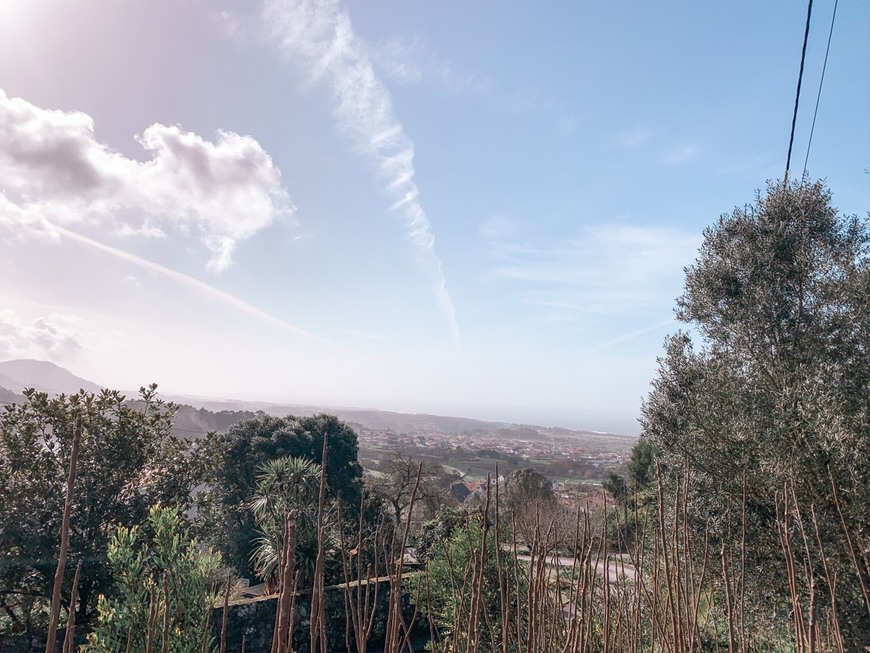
[516, 554, 638, 581]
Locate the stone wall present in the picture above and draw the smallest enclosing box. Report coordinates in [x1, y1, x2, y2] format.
[213, 583, 421, 653]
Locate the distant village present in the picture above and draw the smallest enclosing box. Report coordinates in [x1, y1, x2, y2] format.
[355, 424, 633, 509]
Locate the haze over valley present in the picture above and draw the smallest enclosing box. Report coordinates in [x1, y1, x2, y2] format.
[0, 358, 636, 482]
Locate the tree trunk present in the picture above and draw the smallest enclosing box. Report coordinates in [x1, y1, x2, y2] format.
[275, 511, 297, 653]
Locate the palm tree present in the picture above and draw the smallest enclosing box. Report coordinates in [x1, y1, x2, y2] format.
[249, 456, 323, 586]
[250, 456, 325, 653]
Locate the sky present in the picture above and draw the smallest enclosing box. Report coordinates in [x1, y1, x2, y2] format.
[0, 0, 867, 434]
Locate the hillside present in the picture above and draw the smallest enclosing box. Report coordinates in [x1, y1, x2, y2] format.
[0, 359, 102, 395]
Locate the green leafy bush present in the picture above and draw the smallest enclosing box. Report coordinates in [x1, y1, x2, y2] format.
[85, 505, 221, 653]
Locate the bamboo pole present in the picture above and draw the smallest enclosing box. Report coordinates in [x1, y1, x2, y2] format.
[61, 559, 82, 653]
[46, 414, 82, 653]
[309, 432, 329, 653]
[219, 579, 231, 653]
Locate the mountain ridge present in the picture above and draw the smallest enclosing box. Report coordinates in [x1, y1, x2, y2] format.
[0, 359, 102, 395]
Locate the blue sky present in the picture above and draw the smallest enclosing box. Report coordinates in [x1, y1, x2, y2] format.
[0, 0, 867, 434]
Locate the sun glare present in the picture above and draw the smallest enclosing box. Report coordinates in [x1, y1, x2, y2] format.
[0, 0, 41, 30]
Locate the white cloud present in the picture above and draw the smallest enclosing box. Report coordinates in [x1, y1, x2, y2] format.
[0, 310, 88, 360]
[263, 0, 460, 347]
[0, 89, 293, 271]
[485, 223, 701, 316]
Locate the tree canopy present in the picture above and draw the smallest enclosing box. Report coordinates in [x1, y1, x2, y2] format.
[196, 413, 363, 579]
[248, 456, 323, 586]
[0, 386, 195, 629]
[641, 178, 870, 641]
[502, 467, 555, 517]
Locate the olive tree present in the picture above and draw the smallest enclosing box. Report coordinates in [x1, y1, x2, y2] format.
[642, 178, 870, 643]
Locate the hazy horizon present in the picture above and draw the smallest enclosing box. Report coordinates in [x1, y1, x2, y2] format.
[0, 357, 639, 435]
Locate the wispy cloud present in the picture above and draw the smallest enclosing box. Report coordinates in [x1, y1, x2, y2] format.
[713, 154, 781, 179]
[660, 144, 700, 165]
[611, 127, 652, 150]
[263, 0, 461, 347]
[344, 328, 386, 343]
[0, 89, 293, 271]
[478, 215, 518, 240]
[374, 34, 579, 134]
[373, 36, 425, 85]
[485, 223, 700, 317]
[583, 318, 675, 354]
[372, 35, 492, 95]
[506, 89, 582, 135]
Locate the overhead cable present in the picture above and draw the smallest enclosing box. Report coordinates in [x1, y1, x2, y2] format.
[785, 0, 814, 180]
[803, 0, 839, 176]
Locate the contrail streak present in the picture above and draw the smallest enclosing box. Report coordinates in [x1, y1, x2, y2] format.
[584, 318, 674, 355]
[264, 0, 461, 348]
[54, 225, 340, 349]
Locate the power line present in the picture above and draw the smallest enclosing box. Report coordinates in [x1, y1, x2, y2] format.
[786, 0, 814, 180]
[803, 0, 838, 176]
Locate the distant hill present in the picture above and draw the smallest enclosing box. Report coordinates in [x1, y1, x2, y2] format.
[124, 401, 261, 439]
[0, 371, 21, 392]
[0, 359, 634, 441]
[0, 359, 102, 395]
[0, 385, 24, 405]
[181, 399, 515, 435]
[166, 397, 632, 442]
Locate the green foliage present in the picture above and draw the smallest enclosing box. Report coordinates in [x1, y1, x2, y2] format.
[501, 468, 574, 552]
[195, 413, 362, 579]
[413, 506, 464, 564]
[502, 467, 556, 517]
[0, 386, 196, 629]
[643, 178, 870, 642]
[601, 472, 629, 506]
[626, 438, 656, 490]
[418, 517, 521, 653]
[248, 456, 323, 585]
[85, 505, 221, 653]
